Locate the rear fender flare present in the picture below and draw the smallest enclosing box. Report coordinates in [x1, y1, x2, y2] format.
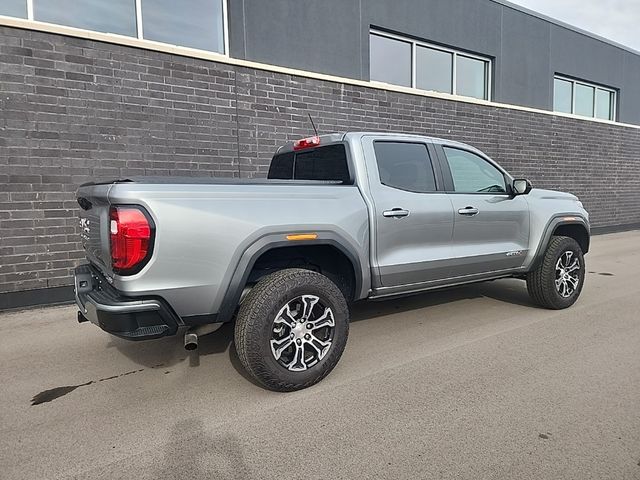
[216, 232, 366, 323]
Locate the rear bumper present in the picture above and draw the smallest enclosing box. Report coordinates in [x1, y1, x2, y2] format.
[74, 264, 181, 340]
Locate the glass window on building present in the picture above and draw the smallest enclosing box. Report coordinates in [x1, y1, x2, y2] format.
[416, 46, 452, 94]
[141, 0, 225, 53]
[574, 83, 595, 117]
[0, 0, 27, 18]
[595, 89, 614, 121]
[553, 78, 573, 114]
[553, 75, 616, 121]
[456, 55, 488, 100]
[370, 31, 491, 100]
[3, 0, 227, 54]
[369, 33, 412, 88]
[34, 0, 137, 37]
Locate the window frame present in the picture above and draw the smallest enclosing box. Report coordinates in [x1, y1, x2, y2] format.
[436, 144, 511, 195]
[372, 140, 443, 194]
[370, 29, 492, 101]
[19, 0, 229, 55]
[553, 75, 617, 121]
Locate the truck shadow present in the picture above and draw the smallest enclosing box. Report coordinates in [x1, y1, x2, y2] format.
[108, 279, 537, 380]
[152, 418, 251, 479]
[350, 278, 538, 322]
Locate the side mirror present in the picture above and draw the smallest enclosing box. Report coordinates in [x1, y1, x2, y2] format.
[512, 178, 533, 195]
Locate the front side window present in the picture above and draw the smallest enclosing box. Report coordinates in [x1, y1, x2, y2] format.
[34, 0, 137, 37]
[374, 142, 437, 193]
[553, 75, 616, 121]
[370, 30, 491, 100]
[443, 147, 506, 194]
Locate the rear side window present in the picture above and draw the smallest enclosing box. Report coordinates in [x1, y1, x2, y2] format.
[374, 142, 437, 193]
[268, 144, 350, 182]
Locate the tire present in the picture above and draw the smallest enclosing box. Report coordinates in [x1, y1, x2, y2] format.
[526, 235, 585, 309]
[234, 268, 349, 392]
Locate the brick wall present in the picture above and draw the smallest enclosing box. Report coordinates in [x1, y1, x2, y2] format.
[1, 26, 640, 304]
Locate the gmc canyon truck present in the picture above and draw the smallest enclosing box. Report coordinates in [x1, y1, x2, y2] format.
[75, 132, 590, 391]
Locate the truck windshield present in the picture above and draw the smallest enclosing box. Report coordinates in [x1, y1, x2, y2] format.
[268, 144, 350, 183]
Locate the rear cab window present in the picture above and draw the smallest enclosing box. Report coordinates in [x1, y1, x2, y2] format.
[268, 144, 351, 183]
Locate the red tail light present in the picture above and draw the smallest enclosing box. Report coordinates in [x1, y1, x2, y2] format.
[293, 135, 321, 151]
[109, 206, 154, 274]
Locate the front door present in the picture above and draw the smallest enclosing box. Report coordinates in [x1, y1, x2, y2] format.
[362, 136, 455, 288]
[437, 144, 530, 277]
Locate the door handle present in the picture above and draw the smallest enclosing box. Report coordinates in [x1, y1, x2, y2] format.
[457, 206, 479, 216]
[383, 208, 410, 218]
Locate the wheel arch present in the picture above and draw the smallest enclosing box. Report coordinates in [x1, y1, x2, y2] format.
[529, 215, 590, 271]
[553, 223, 590, 254]
[216, 234, 365, 323]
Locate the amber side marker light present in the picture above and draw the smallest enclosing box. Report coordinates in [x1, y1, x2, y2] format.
[286, 233, 318, 241]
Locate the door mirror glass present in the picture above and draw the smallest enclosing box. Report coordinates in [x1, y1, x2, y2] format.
[512, 179, 532, 195]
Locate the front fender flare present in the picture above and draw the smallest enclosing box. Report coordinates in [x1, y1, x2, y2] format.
[528, 215, 590, 271]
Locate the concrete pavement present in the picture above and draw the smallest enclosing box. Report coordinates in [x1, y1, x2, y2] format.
[1, 231, 639, 479]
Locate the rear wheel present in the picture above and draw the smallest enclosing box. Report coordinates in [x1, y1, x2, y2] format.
[526, 236, 585, 309]
[234, 268, 349, 391]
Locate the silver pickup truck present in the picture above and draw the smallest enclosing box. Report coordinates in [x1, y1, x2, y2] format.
[75, 132, 590, 391]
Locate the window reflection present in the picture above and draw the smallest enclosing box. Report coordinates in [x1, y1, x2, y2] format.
[370, 34, 412, 87]
[34, 0, 137, 37]
[553, 75, 616, 121]
[574, 83, 595, 117]
[456, 55, 487, 100]
[370, 31, 490, 100]
[142, 0, 224, 53]
[553, 78, 573, 114]
[416, 46, 452, 94]
[595, 89, 613, 120]
[0, 0, 27, 18]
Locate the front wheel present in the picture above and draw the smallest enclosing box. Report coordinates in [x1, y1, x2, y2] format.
[526, 235, 585, 309]
[234, 268, 349, 391]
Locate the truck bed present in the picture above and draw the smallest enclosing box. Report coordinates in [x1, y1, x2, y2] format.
[81, 177, 345, 186]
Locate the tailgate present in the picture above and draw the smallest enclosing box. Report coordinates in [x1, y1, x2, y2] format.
[77, 183, 113, 273]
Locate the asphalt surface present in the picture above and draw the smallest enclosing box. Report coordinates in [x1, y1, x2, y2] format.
[1, 231, 639, 480]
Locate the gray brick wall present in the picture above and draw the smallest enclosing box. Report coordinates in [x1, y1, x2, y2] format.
[1, 26, 640, 297]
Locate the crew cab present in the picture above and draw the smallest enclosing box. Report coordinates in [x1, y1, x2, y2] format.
[75, 132, 590, 391]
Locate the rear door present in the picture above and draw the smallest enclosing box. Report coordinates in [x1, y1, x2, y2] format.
[436, 143, 530, 276]
[362, 136, 455, 288]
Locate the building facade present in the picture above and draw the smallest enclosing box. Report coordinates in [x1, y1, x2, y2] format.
[1, 0, 639, 309]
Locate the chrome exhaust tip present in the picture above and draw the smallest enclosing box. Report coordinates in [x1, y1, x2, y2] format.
[184, 332, 198, 351]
